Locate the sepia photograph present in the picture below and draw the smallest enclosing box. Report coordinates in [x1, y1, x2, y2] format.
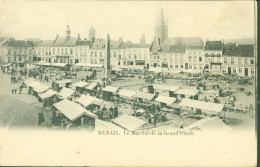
[0, 0, 257, 166]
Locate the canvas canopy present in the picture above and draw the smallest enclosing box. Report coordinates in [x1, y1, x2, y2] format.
[76, 95, 103, 108]
[179, 98, 224, 113]
[33, 85, 50, 93]
[54, 99, 97, 121]
[155, 95, 176, 105]
[74, 63, 89, 67]
[38, 89, 56, 100]
[175, 89, 199, 96]
[112, 68, 123, 72]
[56, 87, 75, 99]
[28, 81, 42, 88]
[24, 78, 35, 86]
[117, 89, 136, 98]
[185, 116, 232, 132]
[102, 86, 118, 93]
[84, 82, 97, 90]
[74, 81, 89, 88]
[135, 91, 155, 101]
[54, 79, 72, 85]
[112, 114, 147, 131]
[51, 63, 67, 67]
[36, 61, 50, 66]
[95, 119, 124, 131]
[153, 84, 180, 92]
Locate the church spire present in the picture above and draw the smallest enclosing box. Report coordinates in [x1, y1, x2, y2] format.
[158, 4, 165, 24]
[66, 25, 70, 40]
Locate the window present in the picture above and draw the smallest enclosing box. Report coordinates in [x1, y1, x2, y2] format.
[8, 50, 11, 54]
[170, 65, 173, 68]
[53, 48, 55, 54]
[224, 58, 227, 63]
[239, 68, 242, 73]
[94, 59, 97, 64]
[238, 58, 242, 64]
[189, 56, 192, 61]
[175, 65, 178, 69]
[58, 48, 60, 54]
[250, 59, 254, 65]
[199, 57, 202, 62]
[61, 48, 64, 54]
[70, 48, 73, 54]
[217, 57, 220, 62]
[123, 61, 126, 65]
[95, 52, 97, 57]
[175, 55, 178, 61]
[180, 55, 183, 61]
[194, 64, 197, 69]
[14, 56, 16, 61]
[118, 61, 120, 65]
[231, 58, 234, 64]
[129, 54, 132, 59]
[189, 65, 192, 69]
[199, 64, 202, 69]
[100, 52, 103, 57]
[180, 65, 183, 69]
[233, 67, 236, 73]
[90, 59, 93, 64]
[223, 67, 226, 73]
[194, 56, 197, 61]
[134, 54, 137, 59]
[144, 54, 147, 59]
[244, 58, 248, 65]
[114, 52, 117, 58]
[91, 52, 93, 57]
[251, 68, 254, 75]
[139, 54, 141, 59]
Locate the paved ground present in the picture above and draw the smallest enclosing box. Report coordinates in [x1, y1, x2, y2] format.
[0, 69, 255, 130]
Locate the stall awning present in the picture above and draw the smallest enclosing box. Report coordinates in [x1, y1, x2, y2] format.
[179, 98, 224, 113]
[28, 81, 42, 88]
[102, 86, 118, 93]
[175, 89, 199, 96]
[36, 61, 50, 66]
[112, 68, 123, 72]
[112, 114, 147, 131]
[54, 79, 72, 85]
[153, 84, 180, 92]
[84, 82, 97, 90]
[33, 84, 50, 93]
[95, 119, 124, 131]
[3, 63, 11, 67]
[24, 78, 35, 86]
[76, 95, 103, 108]
[117, 89, 136, 98]
[74, 81, 90, 88]
[51, 63, 67, 67]
[155, 95, 176, 105]
[53, 99, 97, 121]
[56, 87, 75, 99]
[135, 91, 155, 101]
[185, 116, 232, 132]
[74, 63, 89, 67]
[38, 89, 56, 99]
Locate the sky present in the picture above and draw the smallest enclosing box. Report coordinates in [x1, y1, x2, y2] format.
[0, 0, 255, 43]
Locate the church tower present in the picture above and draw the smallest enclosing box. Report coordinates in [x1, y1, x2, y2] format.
[66, 25, 70, 40]
[89, 25, 96, 41]
[154, 5, 168, 45]
[140, 33, 146, 44]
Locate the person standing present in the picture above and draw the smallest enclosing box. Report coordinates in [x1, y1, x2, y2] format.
[38, 111, 45, 126]
[109, 107, 114, 119]
[113, 105, 118, 118]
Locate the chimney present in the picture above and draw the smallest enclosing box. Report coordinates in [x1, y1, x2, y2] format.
[77, 33, 81, 40]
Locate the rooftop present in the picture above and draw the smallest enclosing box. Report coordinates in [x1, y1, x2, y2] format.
[223, 44, 254, 57]
[205, 41, 223, 51]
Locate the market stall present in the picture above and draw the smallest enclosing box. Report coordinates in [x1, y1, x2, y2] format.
[73, 81, 90, 93]
[102, 86, 118, 101]
[155, 95, 176, 108]
[53, 99, 97, 130]
[135, 91, 155, 103]
[179, 98, 224, 116]
[33, 84, 50, 97]
[174, 89, 200, 100]
[117, 89, 136, 101]
[52, 79, 72, 91]
[38, 89, 58, 107]
[56, 87, 75, 100]
[76, 95, 103, 109]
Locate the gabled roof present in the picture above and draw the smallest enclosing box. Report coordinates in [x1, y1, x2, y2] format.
[151, 44, 186, 54]
[38, 40, 54, 46]
[90, 39, 121, 50]
[205, 41, 223, 51]
[223, 44, 254, 57]
[112, 114, 148, 131]
[5, 40, 34, 47]
[128, 43, 151, 48]
[76, 40, 93, 46]
[163, 37, 204, 46]
[52, 36, 78, 47]
[118, 42, 131, 49]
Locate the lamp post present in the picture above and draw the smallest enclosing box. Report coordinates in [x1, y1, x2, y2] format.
[158, 47, 163, 82]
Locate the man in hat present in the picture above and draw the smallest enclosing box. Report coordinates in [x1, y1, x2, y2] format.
[38, 111, 45, 126]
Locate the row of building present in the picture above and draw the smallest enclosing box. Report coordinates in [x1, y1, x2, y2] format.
[0, 7, 255, 77]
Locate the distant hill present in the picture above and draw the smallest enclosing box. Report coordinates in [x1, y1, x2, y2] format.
[224, 38, 254, 45]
